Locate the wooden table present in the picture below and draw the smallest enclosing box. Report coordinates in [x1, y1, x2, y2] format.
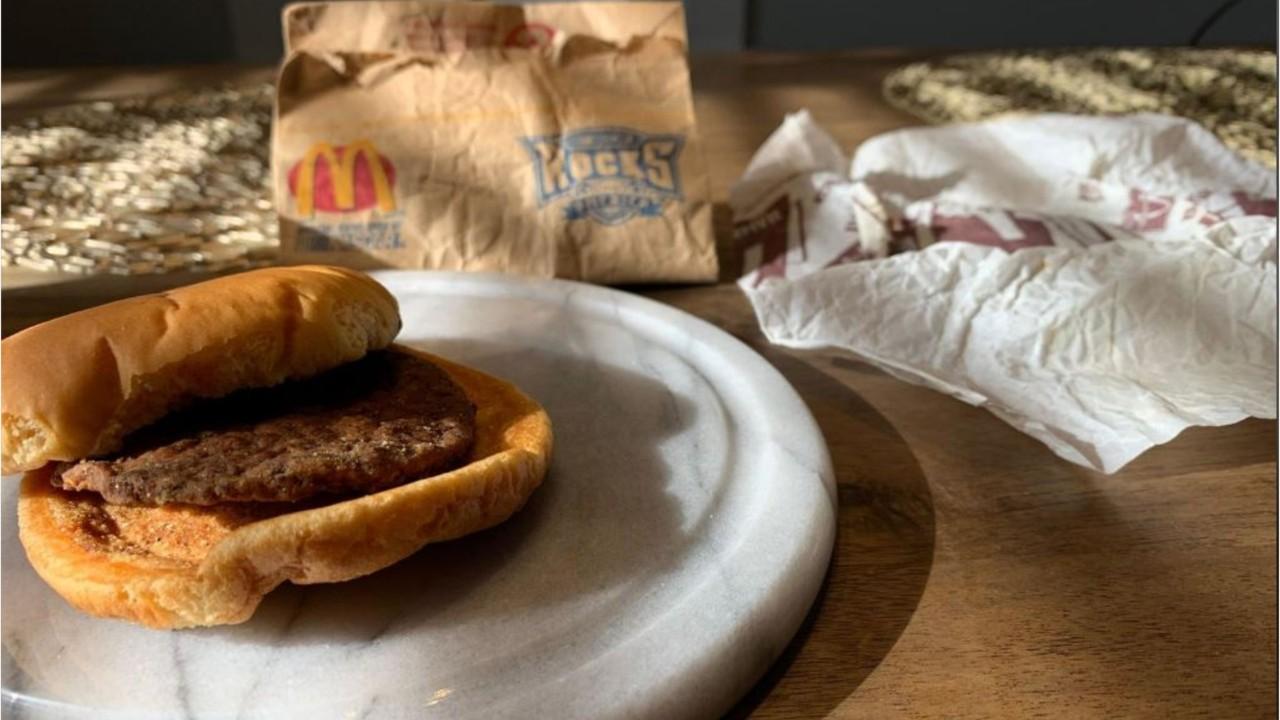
[3, 53, 1276, 718]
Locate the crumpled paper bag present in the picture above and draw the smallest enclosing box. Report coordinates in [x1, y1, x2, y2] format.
[274, 1, 716, 284]
[732, 111, 1277, 472]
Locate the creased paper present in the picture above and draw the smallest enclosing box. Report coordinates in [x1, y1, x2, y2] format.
[734, 111, 1277, 472]
[273, 1, 716, 284]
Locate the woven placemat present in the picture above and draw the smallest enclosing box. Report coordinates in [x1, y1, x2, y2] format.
[2, 84, 278, 275]
[884, 48, 1277, 168]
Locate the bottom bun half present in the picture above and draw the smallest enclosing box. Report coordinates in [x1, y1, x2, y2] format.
[17, 347, 553, 629]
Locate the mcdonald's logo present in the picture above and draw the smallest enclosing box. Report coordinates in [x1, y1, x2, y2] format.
[287, 140, 397, 216]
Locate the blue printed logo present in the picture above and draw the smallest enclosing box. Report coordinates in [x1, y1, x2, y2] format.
[521, 127, 685, 225]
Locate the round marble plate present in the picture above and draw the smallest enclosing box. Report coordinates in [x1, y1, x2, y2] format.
[2, 272, 836, 720]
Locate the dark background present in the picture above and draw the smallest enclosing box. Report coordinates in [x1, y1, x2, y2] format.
[3, 0, 1276, 67]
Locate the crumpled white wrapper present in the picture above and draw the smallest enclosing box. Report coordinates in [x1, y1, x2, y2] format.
[732, 111, 1277, 473]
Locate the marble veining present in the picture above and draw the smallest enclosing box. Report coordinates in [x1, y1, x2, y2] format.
[2, 272, 836, 720]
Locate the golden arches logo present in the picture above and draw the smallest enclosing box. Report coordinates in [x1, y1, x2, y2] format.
[288, 140, 396, 216]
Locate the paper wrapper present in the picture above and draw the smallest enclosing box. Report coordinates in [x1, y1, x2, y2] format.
[733, 111, 1277, 473]
[273, 1, 716, 284]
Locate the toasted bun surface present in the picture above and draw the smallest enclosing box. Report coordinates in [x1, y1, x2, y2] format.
[1, 265, 400, 474]
[18, 349, 553, 629]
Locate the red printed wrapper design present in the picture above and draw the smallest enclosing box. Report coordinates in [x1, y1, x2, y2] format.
[732, 111, 1276, 288]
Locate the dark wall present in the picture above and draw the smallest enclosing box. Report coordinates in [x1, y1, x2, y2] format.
[5, 0, 241, 66]
[749, 0, 1277, 50]
[2, 0, 1274, 67]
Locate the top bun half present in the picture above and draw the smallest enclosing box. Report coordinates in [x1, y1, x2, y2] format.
[2, 265, 401, 474]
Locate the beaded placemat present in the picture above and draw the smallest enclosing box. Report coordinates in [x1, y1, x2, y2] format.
[2, 84, 278, 275]
[884, 48, 1277, 168]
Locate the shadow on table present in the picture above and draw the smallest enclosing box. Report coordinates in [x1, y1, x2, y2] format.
[724, 348, 937, 719]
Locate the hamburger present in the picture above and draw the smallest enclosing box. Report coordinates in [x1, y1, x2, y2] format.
[1, 265, 552, 629]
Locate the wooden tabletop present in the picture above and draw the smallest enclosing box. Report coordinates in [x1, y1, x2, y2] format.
[3, 53, 1277, 718]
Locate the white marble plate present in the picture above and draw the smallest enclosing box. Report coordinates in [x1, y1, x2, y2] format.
[2, 272, 836, 720]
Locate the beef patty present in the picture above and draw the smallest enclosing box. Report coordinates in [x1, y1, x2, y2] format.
[52, 349, 476, 506]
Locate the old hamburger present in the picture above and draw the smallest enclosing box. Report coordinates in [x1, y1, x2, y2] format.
[1, 265, 552, 628]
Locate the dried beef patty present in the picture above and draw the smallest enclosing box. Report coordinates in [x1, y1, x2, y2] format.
[52, 349, 475, 506]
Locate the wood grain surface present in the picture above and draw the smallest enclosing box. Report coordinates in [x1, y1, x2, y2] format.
[2, 52, 1276, 719]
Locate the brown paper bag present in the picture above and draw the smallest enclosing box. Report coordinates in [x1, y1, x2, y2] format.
[273, 1, 717, 284]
